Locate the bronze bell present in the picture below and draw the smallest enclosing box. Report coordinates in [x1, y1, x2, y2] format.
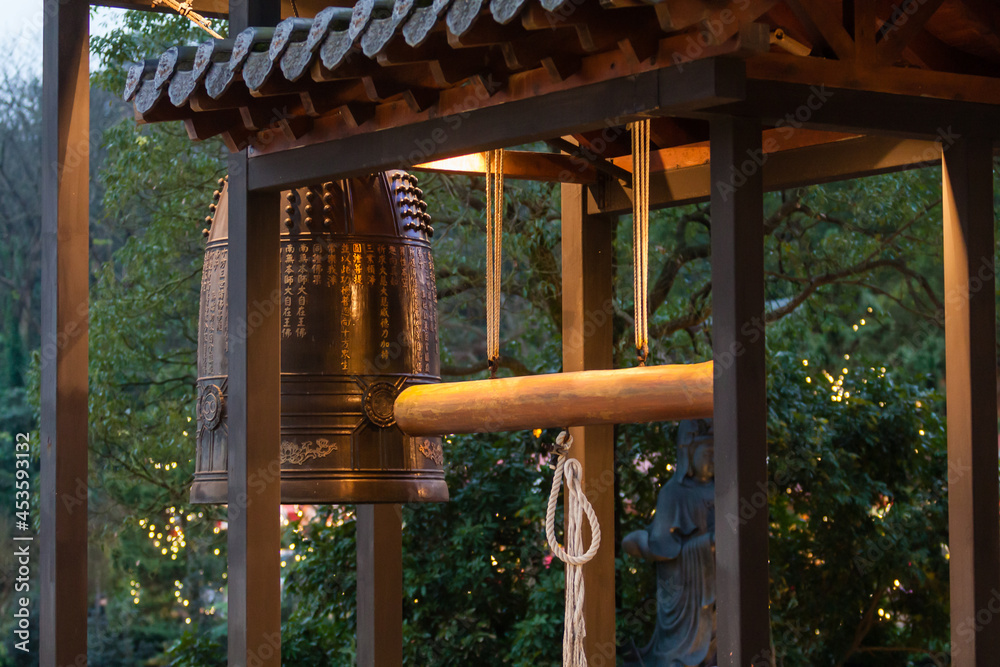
[193, 171, 448, 504]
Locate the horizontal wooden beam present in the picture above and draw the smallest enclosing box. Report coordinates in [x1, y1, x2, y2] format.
[246, 57, 746, 190]
[92, 0, 228, 16]
[90, 0, 334, 19]
[607, 128, 860, 173]
[748, 52, 1000, 106]
[413, 150, 598, 183]
[595, 135, 942, 214]
[705, 57, 1000, 138]
[394, 362, 714, 437]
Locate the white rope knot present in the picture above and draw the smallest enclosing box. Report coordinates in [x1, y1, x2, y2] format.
[545, 431, 601, 666]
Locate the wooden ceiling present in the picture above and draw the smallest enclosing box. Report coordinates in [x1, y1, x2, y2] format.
[122, 0, 1000, 164]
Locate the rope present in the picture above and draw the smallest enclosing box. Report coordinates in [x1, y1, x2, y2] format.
[485, 149, 504, 378]
[290, 0, 300, 17]
[545, 431, 601, 667]
[629, 119, 650, 366]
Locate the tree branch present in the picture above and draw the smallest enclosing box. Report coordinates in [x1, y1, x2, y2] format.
[440, 355, 537, 377]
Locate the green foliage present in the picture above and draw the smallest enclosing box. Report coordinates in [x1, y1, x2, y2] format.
[3, 9, 990, 665]
[277, 432, 568, 666]
[766, 354, 949, 666]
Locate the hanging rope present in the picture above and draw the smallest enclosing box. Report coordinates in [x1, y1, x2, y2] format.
[545, 431, 601, 667]
[485, 149, 504, 378]
[629, 119, 651, 366]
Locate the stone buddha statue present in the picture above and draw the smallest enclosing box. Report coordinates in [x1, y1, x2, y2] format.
[623, 419, 716, 667]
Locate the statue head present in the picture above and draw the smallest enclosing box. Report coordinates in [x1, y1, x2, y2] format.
[675, 419, 713, 484]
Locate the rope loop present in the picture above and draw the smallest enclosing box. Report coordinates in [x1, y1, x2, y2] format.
[545, 453, 601, 566]
[544, 431, 602, 666]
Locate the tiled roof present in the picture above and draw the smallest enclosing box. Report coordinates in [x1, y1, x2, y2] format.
[124, 0, 1000, 152]
[124, 0, 779, 148]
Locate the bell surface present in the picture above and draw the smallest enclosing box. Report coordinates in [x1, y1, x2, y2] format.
[192, 171, 448, 504]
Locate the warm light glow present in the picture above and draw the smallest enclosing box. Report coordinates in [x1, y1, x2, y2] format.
[414, 153, 489, 175]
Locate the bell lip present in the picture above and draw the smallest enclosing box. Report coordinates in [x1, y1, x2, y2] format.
[189, 475, 449, 505]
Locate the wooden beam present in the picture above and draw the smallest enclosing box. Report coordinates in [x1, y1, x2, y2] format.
[746, 52, 1000, 107]
[395, 363, 715, 436]
[853, 0, 877, 65]
[229, 0, 281, 34]
[785, 0, 856, 60]
[595, 135, 941, 214]
[707, 71, 1000, 139]
[710, 116, 769, 666]
[40, 3, 89, 666]
[413, 150, 598, 183]
[226, 5, 282, 667]
[561, 183, 616, 665]
[90, 0, 331, 19]
[897, 29, 998, 78]
[546, 137, 633, 186]
[877, 0, 947, 66]
[226, 154, 283, 667]
[608, 129, 860, 172]
[91, 0, 229, 18]
[247, 57, 747, 189]
[942, 137, 1000, 666]
[356, 505, 404, 667]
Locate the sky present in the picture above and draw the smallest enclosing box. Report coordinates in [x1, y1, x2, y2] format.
[1, 1, 125, 77]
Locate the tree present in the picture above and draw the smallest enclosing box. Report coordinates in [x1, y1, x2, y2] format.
[45, 9, 998, 665]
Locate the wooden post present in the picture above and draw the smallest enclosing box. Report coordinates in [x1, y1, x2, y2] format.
[710, 116, 770, 666]
[40, 3, 90, 666]
[942, 137, 999, 666]
[561, 182, 616, 666]
[357, 505, 404, 666]
[227, 2, 282, 660]
[227, 152, 283, 667]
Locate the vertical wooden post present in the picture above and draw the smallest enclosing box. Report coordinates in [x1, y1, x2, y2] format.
[853, 0, 877, 65]
[357, 505, 404, 666]
[710, 116, 770, 666]
[227, 1, 282, 657]
[942, 137, 999, 667]
[227, 153, 282, 667]
[40, 3, 89, 666]
[561, 183, 616, 666]
[227, 157, 282, 666]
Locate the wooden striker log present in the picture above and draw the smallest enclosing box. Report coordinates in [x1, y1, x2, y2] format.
[394, 362, 714, 436]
